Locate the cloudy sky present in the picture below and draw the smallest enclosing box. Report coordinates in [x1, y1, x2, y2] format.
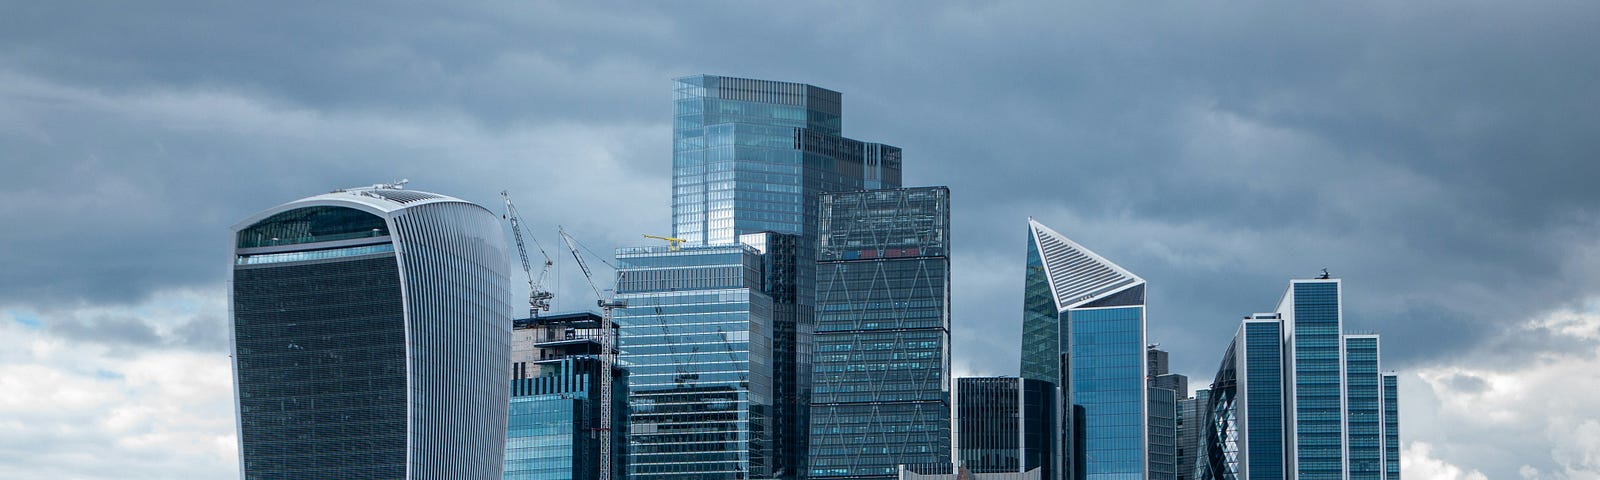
[3, 1, 1598, 478]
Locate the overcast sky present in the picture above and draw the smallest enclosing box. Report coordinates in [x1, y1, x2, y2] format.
[3, 2, 1598, 479]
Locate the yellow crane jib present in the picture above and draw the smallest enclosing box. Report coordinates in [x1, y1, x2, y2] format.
[641, 234, 687, 251]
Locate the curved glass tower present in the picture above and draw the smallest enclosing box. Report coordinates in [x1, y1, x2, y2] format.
[229, 187, 514, 480]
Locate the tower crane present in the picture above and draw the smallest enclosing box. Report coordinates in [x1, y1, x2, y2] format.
[501, 191, 555, 317]
[559, 227, 625, 480]
[641, 233, 687, 251]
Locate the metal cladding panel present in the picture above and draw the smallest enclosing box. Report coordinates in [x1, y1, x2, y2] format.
[390, 200, 515, 480]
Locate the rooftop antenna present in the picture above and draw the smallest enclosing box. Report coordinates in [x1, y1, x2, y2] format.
[333, 178, 410, 193]
[372, 178, 408, 189]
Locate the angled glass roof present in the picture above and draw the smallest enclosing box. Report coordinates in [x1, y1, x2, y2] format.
[1028, 218, 1144, 310]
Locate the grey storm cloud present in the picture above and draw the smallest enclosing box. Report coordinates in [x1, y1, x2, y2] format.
[2, 2, 1599, 478]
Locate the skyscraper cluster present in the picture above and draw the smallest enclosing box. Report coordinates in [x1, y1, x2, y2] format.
[1192, 280, 1403, 480]
[226, 74, 1400, 480]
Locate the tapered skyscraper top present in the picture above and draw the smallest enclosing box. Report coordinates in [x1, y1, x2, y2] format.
[1026, 218, 1145, 311]
[1020, 218, 1150, 480]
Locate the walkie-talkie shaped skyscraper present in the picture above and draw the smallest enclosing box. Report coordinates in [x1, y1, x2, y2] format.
[229, 186, 514, 479]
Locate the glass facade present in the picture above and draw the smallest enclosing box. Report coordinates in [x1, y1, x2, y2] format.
[1280, 281, 1344, 480]
[742, 231, 808, 479]
[1070, 306, 1148, 480]
[671, 74, 902, 247]
[507, 395, 578, 479]
[810, 187, 951, 479]
[1199, 340, 1240, 480]
[505, 313, 630, 480]
[613, 245, 775, 479]
[1018, 228, 1065, 480]
[1019, 220, 1149, 480]
[1177, 389, 1210, 479]
[1243, 319, 1286, 480]
[672, 75, 903, 479]
[1382, 374, 1400, 480]
[1197, 280, 1398, 480]
[956, 377, 1056, 477]
[1344, 336, 1382, 480]
[1146, 348, 1184, 480]
[230, 190, 515, 480]
[1199, 316, 1288, 480]
[1148, 387, 1177, 480]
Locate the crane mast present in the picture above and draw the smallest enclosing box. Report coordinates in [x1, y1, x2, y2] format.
[500, 191, 554, 317]
[560, 228, 624, 480]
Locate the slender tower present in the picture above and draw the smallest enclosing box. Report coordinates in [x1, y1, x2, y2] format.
[229, 185, 514, 479]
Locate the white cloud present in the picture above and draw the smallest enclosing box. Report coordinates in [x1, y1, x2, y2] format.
[1409, 302, 1600, 479]
[1404, 441, 1489, 480]
[0, 292, 237, 479]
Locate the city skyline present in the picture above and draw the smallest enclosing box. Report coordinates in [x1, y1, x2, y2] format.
[3, 3, 1599, 479]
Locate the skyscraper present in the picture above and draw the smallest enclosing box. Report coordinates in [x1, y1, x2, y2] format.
[612, 244, 775, 479]
[1198, 314, 1288, 480]
[229, 186, 513, 479]
[1279, 279, 1344, 480]
[1382, 374, 1400, 480]
[810, 187, 952, 479]
[1020, 219, 1149, 480]
[1148, 387, 1178, 480]
[505, 312, 629, 480]
[1344, 335, 1382, 480]
[671, 74, 902, 247]
[1148, 347, 1187, 480]
[1177, 389, 1211, 479]
[670, 74, 904, 477]
[955, 377, 1056, 477]
[1196, 277, 1401, 480]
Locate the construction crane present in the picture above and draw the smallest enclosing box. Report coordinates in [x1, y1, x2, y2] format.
[501, 191, 555, 317]
[641, 233, 687, 251]
[560, 227, 625, 480]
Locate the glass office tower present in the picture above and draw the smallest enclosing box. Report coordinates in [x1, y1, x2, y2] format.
[613, 245, 775, 479]
[1147, 347, 1186, 480]
[505, 312, 629, 480]
[1277, 280, 1344, 480]
[1344, 335, 1382, 480]
[1019, 219, 1148, 480]
[230, 187, 513, 480]
[671, 74, 902, 247]
[1177, 389, 1210, 479]
[1199, 277, 1402, 480]
[956, 377, 1056, 477]
[1199, 315, 1288, 480]
[672, 74, 903, 478]
[1148, 387, 1178, 480]
[740, 231, 807, 479]
[1382, 374, 1400, 480]
[809, 187, 952, 479]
